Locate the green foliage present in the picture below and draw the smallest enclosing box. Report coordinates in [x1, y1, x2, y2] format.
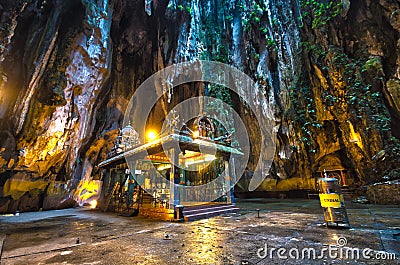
[289, 84, 321, 150]
[196, 0, 233, 128]
[206, 84, 232, 106]
[174, 3, 193, 16]
[271, 17, 279, 27]
[320, 49, 393, 133]
[215, 44, 228, 63]
[299, 41, 313, 52]
[322, 92, 338, 106]
[266, 36, 275, 47]
[337, 54, 391, 131]
[243, 0, 267, 32]
[244, 21, 251, 32]
[205, 83, 235, 138]
[197, 0, 232, 63]
[299, 41, 326, 58]
[186, 6, 192, 15]
[300, 0, 343, 29]
[362, 57, 383, 73]
[388, 136, 400, 157]
[259, 27, 268, 35]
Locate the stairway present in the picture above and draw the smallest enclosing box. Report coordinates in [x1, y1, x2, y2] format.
[140, 191, 154, 205]
[341, 186, 359, 201]
[183, 204, 240, 221]
[307, 187, 359, 201]
[103, 182, 120, 212]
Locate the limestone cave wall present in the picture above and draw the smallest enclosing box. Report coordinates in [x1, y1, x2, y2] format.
[0, 0, 399, 211]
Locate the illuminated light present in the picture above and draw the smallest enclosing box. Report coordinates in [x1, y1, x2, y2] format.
[190, 219, 219, 261]
[192, 130, 199, 138]
[185, 154, 216, 166]
[157, 164, 171, 171]
[73, 180, 101, 205]
[89, 200, 97, 209]
[347, 121, 363, 149]
[146, 130, 158, 142]
[204, 155, 216, 161]
[185, 159, 203, 167]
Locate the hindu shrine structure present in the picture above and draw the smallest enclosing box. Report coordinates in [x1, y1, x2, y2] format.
[98, 115, 242, 221]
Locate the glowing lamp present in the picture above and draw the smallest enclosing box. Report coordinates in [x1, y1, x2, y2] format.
[89, 200, 97, 209]
[157, 164, 171, 171]
[146, 130, 158, 142]
[192, 130, 199, 138]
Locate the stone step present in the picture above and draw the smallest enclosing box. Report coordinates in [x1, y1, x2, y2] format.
[341, 187, 359, 199]
[183, 204, 236, 214]
[141, 193, 154, 203]
[183, 204, 239, 221]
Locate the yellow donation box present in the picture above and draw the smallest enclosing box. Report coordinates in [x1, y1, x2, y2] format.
[318, 177, 350, 228]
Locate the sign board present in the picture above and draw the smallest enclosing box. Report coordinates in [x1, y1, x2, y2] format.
[319, 193, 341, 208]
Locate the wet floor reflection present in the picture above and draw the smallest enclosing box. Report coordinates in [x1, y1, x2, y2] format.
[182, 219, 224, 263]
[0, 200, 398, 264]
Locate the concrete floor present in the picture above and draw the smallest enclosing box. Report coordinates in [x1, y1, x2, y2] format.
[0, 199, 398, 264]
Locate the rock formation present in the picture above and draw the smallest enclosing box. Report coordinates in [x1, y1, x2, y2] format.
[0, 0, 399, 211]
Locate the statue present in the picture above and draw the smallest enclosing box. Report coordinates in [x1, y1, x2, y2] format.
[194, 113, 215, 140]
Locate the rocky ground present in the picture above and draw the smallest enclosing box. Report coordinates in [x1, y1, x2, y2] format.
[0, 199, 399, 265]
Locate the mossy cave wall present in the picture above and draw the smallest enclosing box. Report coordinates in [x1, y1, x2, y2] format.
[0, 0, 399, 211]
